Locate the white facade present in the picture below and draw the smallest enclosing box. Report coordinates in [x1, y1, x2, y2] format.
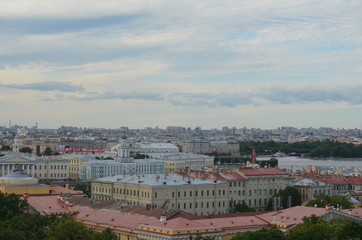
[0, 154, 69, 180]
[79, 159, 164, 180]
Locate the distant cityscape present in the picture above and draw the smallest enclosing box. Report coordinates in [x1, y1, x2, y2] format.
[1, 123, 362, 239]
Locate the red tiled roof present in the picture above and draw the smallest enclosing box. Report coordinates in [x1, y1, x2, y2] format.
[347, 177, 362, 184]
[257, 206, 327, 226]
[320, 177, 350, 185]
[145, 217, 211, 230]
[195, 216, 269, 229]
[74, 207, 160, 230]
[341, 208, 362, 218]
[238, 168, 285, 176]
[26, 195, 74, 213]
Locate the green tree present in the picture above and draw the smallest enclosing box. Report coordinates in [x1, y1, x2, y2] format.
[305, 194, 353, 209]
[95, 228, 117, 240]
[73, 183, 91, 197]
[19, 147, 33, 153]
[232, 226, 286, 240]
[1, 145, 11, 151]
[267, 186, 301, 210]
[233, 202, 256, 212]
[191, 234, 215, 240]
[46, 217, 97, 240]
[43, 147, 53, 156]
[1, 214, 52, 240]
[286, 215, 335, 240]
[0, 193, 29, 221]
[334, 220, 362, 240]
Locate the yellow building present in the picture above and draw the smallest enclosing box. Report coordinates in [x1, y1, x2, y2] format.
[0, 168, 50, 195]
[63, 156, 87, 180]
[161, 153, 214, 173]
[92, 173, 229, 216]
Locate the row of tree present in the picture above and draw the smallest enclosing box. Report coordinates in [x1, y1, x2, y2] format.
[231, 215, 362, 240]
[0, 193, 117, 240]
[232, 187, 353, 213]
[214, 156, 279, 167]
[239, 140, 362, 158]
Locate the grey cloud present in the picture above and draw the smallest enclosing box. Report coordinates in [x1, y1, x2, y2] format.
[67, 91, 164, 102]
[44, 84, 362, 107]
[0, 81, 84, 92]
[260, 86, 362, 105]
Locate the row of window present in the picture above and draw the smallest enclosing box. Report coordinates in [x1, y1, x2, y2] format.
[35, 165, 67, 170]
[34, 173, 67, 178]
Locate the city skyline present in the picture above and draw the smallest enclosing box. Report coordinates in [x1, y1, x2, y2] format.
[1, 1, 362, 129]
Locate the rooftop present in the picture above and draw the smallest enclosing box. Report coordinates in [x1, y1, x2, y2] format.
[94, 173, 223, 186]
[237, 168, 286, 176]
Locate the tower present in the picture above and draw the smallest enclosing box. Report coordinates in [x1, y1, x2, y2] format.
[251, 146, 257, 164]
[116, 136, 134, 163]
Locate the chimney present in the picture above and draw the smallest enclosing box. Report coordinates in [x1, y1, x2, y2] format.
[160, 215, 167, 222]
[22, 193, 29, 200]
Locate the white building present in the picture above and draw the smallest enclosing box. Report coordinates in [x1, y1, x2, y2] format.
[79, 137, 164, 180]
[111, 141, 179, 155]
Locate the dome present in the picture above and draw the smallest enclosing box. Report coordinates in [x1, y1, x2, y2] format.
[14, 135, 24, 139]
[0, 169, 38, 185]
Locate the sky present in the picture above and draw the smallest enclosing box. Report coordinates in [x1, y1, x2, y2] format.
[0, 0, 362, 129]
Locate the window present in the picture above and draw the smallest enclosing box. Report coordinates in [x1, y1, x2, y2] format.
[190, 191, 192, 197]
[207, 190, 209, 196]
[184, 191, 186, 197]
[178, 192, 180, 197]
[155, 193, 157, 198]
[201, 191, 204, 196]
[172, 192, 175, 198]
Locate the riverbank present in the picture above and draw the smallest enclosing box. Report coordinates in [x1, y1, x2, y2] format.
[305, 157, 362, 161]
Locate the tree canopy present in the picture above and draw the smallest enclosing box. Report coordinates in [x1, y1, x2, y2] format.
[232, 215, 362, 240]
[304, 194, 353, 209]
[19, 147, 33, 153]
[232, 226, 286, 240]
[0, 193, 117, 240]
[1, 145, 11, 151]
[73, 183, 91, 197]
[233, 202, 256, 213]
[267, 186, 302, 210]
[239, 140, 362, 158]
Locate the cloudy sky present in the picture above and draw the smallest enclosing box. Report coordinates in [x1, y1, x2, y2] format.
[1, 0, 361, 129]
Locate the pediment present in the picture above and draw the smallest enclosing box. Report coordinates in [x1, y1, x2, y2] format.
[0, 156, 34, 164]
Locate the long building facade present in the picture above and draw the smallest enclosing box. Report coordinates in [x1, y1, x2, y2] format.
[91, 167, 294, 214]
[91, 174, 229, 216]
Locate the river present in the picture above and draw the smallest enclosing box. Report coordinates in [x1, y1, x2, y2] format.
[258, 156, 362, 171]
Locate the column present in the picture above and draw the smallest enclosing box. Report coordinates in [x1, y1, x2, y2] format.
[31, 165, 35, 177]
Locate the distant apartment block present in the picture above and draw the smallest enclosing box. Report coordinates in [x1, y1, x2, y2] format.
[181, 140, 210, 154]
